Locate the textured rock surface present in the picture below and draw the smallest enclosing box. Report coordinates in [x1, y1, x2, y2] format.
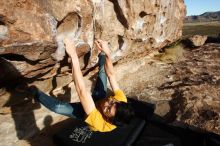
[189, 35, 208, 47]
[113, 43, 220, 134]
[0, 0, 186, 85]
[168, 43, 220, 134]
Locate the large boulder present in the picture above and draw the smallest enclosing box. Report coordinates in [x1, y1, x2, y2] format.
[0, 0, 186, 85]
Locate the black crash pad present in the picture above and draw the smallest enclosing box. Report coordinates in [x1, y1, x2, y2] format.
[53, 117, 145, 146]
[53, 97, 220, 146]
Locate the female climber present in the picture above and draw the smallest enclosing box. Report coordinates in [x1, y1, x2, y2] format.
[30, 38, 134, 132]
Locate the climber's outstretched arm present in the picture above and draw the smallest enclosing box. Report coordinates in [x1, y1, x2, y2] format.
[64, 38, 95, 115]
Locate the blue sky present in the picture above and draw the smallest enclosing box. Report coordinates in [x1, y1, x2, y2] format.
[184, 0, 220, 16]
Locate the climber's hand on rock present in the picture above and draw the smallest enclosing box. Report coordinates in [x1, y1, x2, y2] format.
[95, 39, 111, 56]
[64, 38, 77, 58]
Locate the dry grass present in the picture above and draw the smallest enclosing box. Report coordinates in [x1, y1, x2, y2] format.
[183, 21, 220, 37]
[154, 42, 185, 63]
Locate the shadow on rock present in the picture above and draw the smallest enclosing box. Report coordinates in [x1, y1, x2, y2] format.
[206, 35, 220, 44]
[0, 58, 41, 142]
[27, 117, 80, 146]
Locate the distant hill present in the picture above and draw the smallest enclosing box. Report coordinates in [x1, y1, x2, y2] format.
[185, 11, 220, 23]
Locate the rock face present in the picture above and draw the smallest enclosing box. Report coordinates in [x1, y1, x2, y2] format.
[0, 0, 186, 85]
